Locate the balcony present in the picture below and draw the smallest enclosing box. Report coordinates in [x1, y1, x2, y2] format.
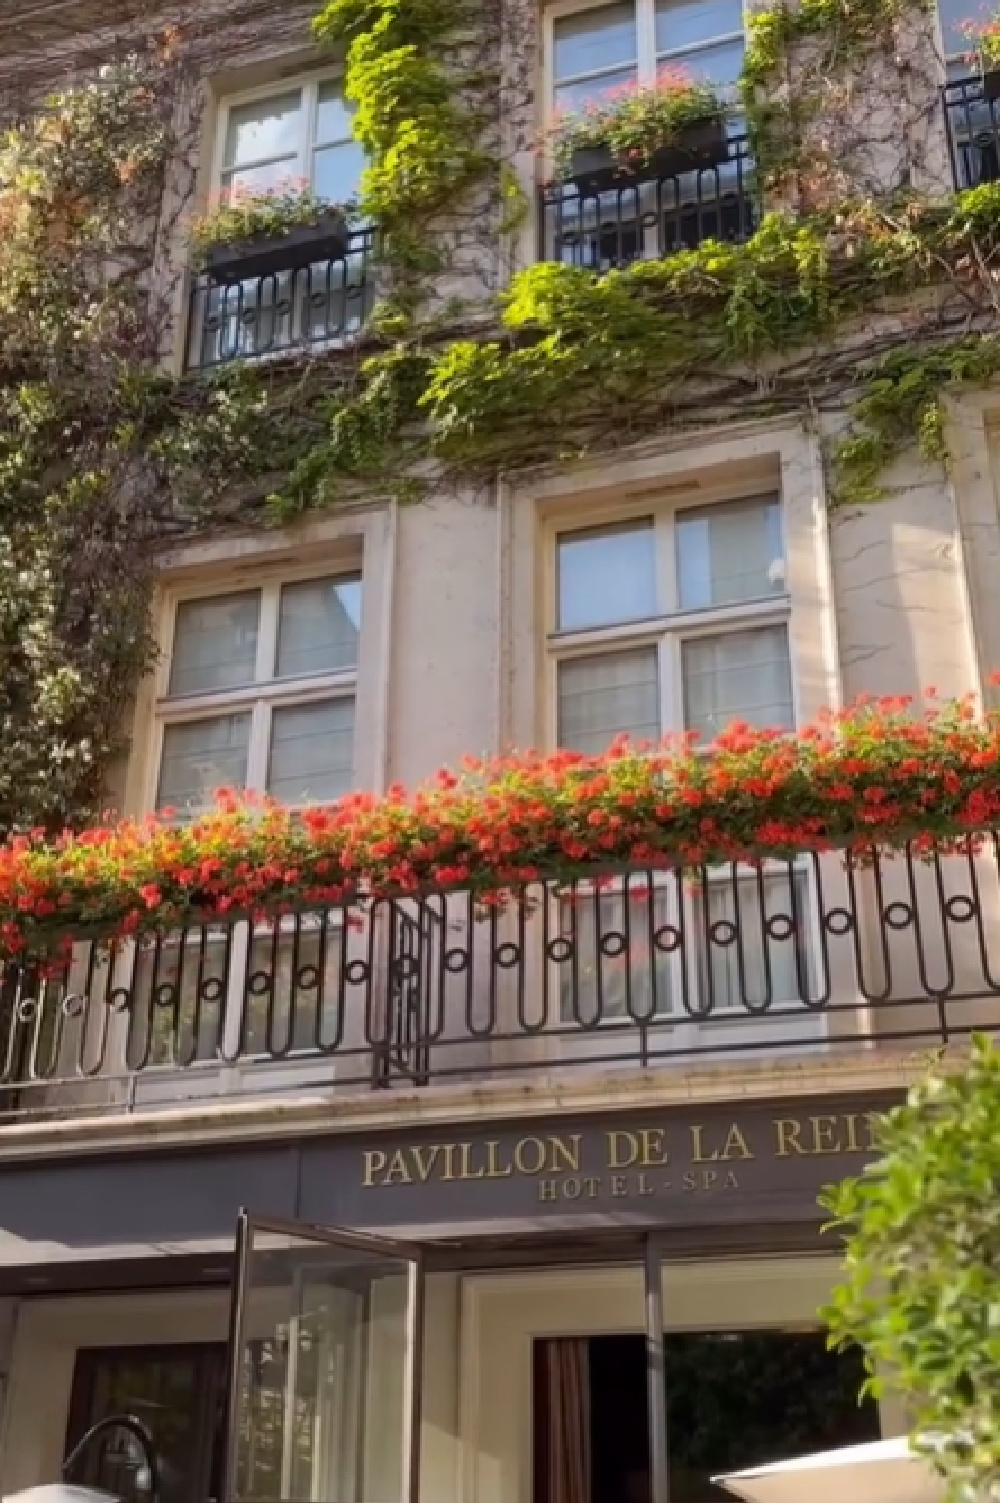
[944, 73, 1000, 188]
[539, 133, 756, 270]
[2, 834, 998, 1121]
[185, 223, 377, 370]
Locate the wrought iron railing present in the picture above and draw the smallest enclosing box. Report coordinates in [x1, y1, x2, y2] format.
[539, 133, 757, 269]
[944, 73, 1000, 189]
[1, 835, 999, 1117]
[185, 224, 378, 370]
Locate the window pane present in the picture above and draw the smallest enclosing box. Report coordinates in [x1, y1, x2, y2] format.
[157, 714, 251, 813]
[169, 592, 260, 696]
[243, 923, 346, 1055]
[938, 0, 973, 55]
[560, 883, 673, 1022]
[659, 35, 745, 87]
[276, 577, 362, 678]
[268, 699, 354, 803]
[316, 82, 354, 145]
[558, 521, 657, 630]
[224, 92, 303, 169]
[558, 648, 660, 754]
[313, 141, 366, 203]
[222, 160, 300, 199]
[681, 625, 793, 741]
[695, 870, 810, 1013]
[553, 3, 637, 81]
[554, 65, 639, 115]
[656, 0, 744, 51]
[676, 498, 784, 609]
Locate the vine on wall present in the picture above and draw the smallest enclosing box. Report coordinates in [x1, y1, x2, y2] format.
[0, 0, 998, 843]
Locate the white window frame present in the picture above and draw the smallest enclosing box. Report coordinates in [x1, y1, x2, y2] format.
[542, 0, 747, 129]
[148, 563, 362, 817]
[209, 69, 359, 206]
[542, 488, 829, 1043]
[547, 492, 796, 749]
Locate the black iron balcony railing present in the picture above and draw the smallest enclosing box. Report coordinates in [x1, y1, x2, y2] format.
[1, 835, 1000, 1118]
[944, 73, 1000, 189]
[185, 223, 378, 371]
[539, 133, 757, 270]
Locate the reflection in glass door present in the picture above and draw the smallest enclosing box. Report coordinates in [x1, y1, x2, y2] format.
[224, 1213, 424, 1503]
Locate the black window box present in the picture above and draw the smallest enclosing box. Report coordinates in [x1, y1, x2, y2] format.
[204, 212, 351, 283]
[567, 119, 729, 194]
[982, 68, 1000, 100]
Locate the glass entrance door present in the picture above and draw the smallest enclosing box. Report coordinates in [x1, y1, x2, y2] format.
[223, 1213, 424, 1503]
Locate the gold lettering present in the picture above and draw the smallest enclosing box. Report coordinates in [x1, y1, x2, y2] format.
[809, 1115, 843, 1155]
[638, 1127, 669, 1166]
[774, 1118, 806, 1156]
[865, 1112, 881, 1150]
[562, 1177, 582, 1200]
[690, 1124, 720, 1163]
[724, 1170, 739, 1189]
[703, 1170, 719, 1189]
[362, 1149, 387, 1187]
[550, 1134, 583, 1173]
[611, 1175, 629, 1198]
[538, 1179, 557, 1202]
[410, 1145, 442, 1183]
[457, 1143, 485, 1180]
[484, 1140, 513, 1179]
[843, 1113, 862, 1153]
[722, 1123, 753, 1160]
[440, 1143, 459, 1181]
[636, 1172, 653, 1196]
[584, 1176, 601, 1199]
[607, 1130, 640, 1169]
[513, 1137, 547, 1175]
[682, 1170, 697, 1191]
[384, 1150, 413, 1185]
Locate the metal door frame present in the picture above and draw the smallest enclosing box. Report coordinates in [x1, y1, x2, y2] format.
[223, 1210, 425, 1503]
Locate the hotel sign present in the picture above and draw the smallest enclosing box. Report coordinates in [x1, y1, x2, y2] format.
[295, 1093, 901, 1230]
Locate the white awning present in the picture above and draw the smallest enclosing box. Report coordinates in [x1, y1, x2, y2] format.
[714, 1437, 945, 1503]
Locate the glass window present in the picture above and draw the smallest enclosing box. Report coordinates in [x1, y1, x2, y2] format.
[157, 714, 252, 812]
[558, 521, 657, 630]
[157, 574, 360, 814]
[681, 624, 793, 740]
[676, 497, 784, 609]
[222, 91, 303, 199]
[553, 3, 639, 113]
[276, 577, 362, 677]
[696, 870, 810, 1011]
[267, 699, 355, 803]
[560, 884, 674, 1020]
[169, 593, 260, 696]
[655, 0, 745, 87]
[558, 647, 661, 753]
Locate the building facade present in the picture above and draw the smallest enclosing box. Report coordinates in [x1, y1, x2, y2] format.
[0, 0, 997, 1500]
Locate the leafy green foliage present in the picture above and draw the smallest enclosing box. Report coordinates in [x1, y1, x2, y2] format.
[312, 0, 494, 306]
[823, 1036, 1000, 1503]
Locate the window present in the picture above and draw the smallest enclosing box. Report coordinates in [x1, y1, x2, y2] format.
[551, 0, 746, 111]
[155, 574, 362, 816]
[193, 77, 370, 366]
[218, 78, 363, 209]
[553, 497, 791, 754]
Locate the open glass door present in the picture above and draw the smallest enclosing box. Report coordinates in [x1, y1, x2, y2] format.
[223, 1212, 424, 1503]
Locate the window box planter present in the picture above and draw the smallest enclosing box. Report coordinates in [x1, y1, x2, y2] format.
[567, 119, 729, 193]
[981, 68, 1000, 100]
[203, 211, 352, 283]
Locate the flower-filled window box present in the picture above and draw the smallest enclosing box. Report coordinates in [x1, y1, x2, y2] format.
[549, 68, 728, 193]
[189, 184, 354, 283]
[962, 16, 1000, 99]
